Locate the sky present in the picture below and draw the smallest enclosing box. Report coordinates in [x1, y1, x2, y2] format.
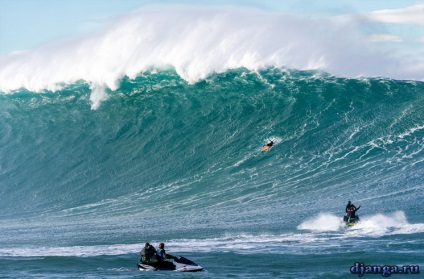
[1, 0, 423, 55]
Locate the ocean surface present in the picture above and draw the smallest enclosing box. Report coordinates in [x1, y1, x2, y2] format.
[0, 67, 423, 278]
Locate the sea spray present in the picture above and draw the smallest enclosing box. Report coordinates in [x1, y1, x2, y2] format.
[1, 6, 423, 108]
[90, 84, 109, 110]
[297, 213, 345, 231]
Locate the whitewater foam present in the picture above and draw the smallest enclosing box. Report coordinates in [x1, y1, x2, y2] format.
[347, 211, 412, 237]
[4, 217, 423, 258]
[296, 211, 424, 237]
[1, 5, 423, 109]
[297, 213, 345, 231]
[0, 234, 328, 257]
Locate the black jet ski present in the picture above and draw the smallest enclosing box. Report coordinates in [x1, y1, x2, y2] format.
[343, 214, 360, 227]
[137, 256, 203, 272]
[344, 205, 361, 227]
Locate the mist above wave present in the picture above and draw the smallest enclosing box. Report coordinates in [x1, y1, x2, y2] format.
[0, 5, 422, 109]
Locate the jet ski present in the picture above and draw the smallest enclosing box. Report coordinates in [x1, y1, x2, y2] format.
[344, 204, 361, 227]
[344, 215, 360, 227]
[137, 256, 203, 272]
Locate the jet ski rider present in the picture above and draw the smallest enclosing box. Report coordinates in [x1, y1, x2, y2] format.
[345, 201, 354, 214]
[156, 243, 177, 268]
[140, 243, 158, 265]
[345, 201, 360, 219]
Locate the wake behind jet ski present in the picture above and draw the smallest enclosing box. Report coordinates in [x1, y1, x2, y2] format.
[343, 201, 361, 227]
[138, 243, 203, 272]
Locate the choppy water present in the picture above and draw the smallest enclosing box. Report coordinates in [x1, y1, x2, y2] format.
[0, 67, 423, 278]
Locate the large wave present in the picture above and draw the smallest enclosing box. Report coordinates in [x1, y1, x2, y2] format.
[1, 68, 423, 222]
[1, 5, 423, 109]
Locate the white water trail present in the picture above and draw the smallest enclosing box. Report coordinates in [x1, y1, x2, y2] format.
[297, 211, 424, 236]
[297, 213, 345, 231]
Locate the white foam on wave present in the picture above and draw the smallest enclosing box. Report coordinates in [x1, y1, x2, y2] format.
[297, 213, 345, 231]
[298, 211, 424, 237]
[0, 243, 141, 257]
[356, 211, 408, 229]
[266, 136, 283, 145]
[171, 233, 325, 253]
[0, 233, 327, 257]
[347, 211, 424, 237]
[1, 5, 423, 109]
[2, 214, 423, 257]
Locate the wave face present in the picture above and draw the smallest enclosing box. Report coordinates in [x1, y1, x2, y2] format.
[1, 68, 424, 278]
[1, 68, 423, 221]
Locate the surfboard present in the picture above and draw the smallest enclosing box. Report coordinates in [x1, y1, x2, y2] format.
[261, 146, 271, 152]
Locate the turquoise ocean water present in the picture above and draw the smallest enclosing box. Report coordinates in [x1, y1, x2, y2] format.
[0, 67, 423, 278]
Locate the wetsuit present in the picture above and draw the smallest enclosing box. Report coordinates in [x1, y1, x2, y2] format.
[156, 248, 175, 269]
[348, 205, 357, 218]
[346, 202, 355, 214]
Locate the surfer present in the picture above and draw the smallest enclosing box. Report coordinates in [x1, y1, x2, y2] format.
[261, 140, 274, 152]
[265, 140, 274, 148]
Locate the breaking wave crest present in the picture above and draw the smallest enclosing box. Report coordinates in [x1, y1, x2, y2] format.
[1, 6, 423, 109]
